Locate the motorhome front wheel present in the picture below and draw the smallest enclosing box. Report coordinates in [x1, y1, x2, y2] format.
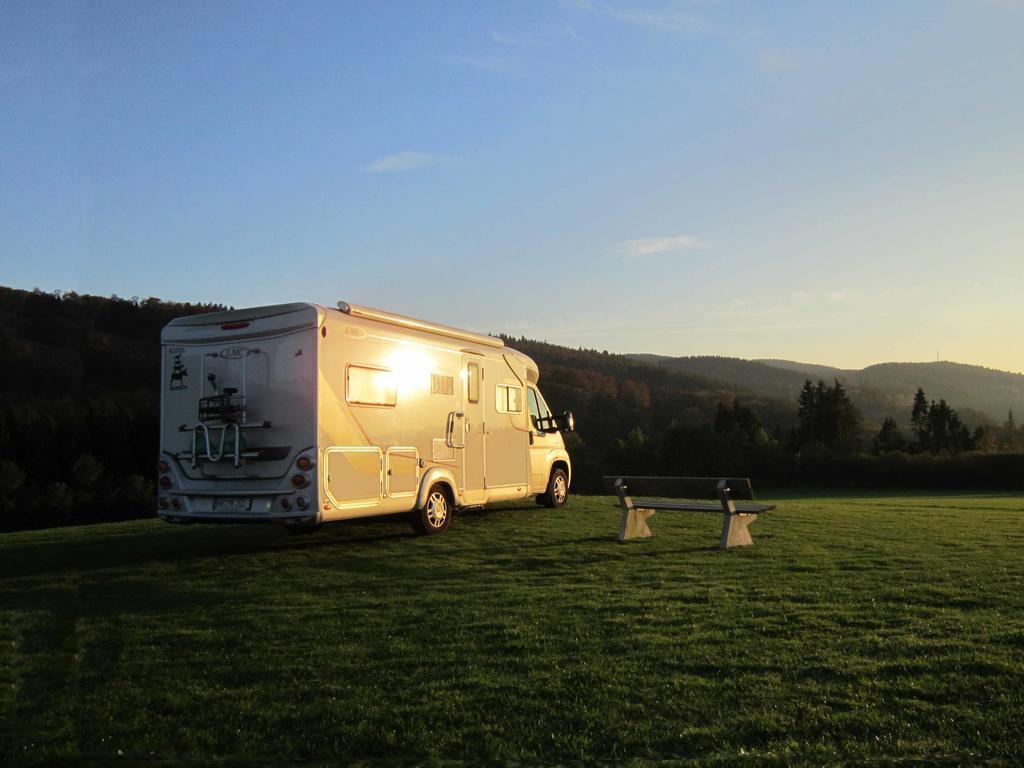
[541, 468, 569, 509]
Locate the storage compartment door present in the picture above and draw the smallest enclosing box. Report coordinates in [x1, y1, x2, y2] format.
[386, 448, 418, 497]
[325, 447, 382, 509]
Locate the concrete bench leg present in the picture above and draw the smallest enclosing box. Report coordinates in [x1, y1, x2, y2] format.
[618, 507, 655, 542]
[720, 512, 757, 549]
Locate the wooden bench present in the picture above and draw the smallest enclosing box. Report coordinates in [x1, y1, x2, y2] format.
[604, 476, 776, 549]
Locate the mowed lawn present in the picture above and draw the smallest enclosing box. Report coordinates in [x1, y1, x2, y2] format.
[2, 493, 1023, 766]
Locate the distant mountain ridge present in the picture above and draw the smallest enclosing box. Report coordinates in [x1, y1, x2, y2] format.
[632, 355, 1024, 426]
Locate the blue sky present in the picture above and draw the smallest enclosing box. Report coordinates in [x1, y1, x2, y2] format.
[1, 0, 1022, 371]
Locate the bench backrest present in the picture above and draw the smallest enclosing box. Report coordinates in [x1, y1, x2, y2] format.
[602, 475, 757, 501]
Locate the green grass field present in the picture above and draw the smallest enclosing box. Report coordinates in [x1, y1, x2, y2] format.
[2, 493, 1023, 766]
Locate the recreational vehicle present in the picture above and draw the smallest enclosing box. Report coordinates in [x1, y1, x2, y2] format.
[157, 302, 574, 534]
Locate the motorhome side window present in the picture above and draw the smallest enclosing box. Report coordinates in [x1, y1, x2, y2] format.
[346, 365, 397, 407]
[527, 387, 552, 429]
[527, 388, 541, 426]
[467, 362, 480, 403]
[495, 383, 522, 413]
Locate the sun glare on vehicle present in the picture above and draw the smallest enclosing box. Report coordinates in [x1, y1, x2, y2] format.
[385, 344, 432, 396]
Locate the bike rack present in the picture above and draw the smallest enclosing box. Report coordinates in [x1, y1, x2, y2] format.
[178, 347, 273, 468]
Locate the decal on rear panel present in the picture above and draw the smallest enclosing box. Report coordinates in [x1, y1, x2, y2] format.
[169, 351, 189, 390]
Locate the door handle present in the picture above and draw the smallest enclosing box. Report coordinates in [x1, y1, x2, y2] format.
[446, 411, 465, 449]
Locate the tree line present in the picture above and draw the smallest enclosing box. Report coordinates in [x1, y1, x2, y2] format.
[513, 334, 1024, 495]
[1, 286, 1022, 532]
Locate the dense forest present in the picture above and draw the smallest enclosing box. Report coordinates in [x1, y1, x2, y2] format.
[0, 287, 224, 531]
[1, 285, 1022, 532]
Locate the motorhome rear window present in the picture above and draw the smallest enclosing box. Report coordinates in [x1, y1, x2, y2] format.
[495, 384, 523, 414]
[346, 365, 397, 407]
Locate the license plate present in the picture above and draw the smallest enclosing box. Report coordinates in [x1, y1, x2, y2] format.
[213, 497, 252, 512]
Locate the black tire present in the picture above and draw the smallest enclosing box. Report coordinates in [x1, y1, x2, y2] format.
[411, 483, 453, 535]
[541, 467, 569, 508]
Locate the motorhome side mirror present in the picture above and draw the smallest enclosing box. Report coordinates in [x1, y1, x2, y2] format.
[561, 411, 575, 432]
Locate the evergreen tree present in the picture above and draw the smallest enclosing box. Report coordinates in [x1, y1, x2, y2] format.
[714, 398, 763, 442]
[925, 399, 972, 454]
[972, 425, 998, 453]
[1003, 410, 1021, 452]
[873, 417, 907, 454]
[797, 380, 817, 427]
[910, 387, 930, 451]
[796, 379, 862, 453]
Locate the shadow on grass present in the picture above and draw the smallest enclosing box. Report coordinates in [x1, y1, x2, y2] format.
[0, 499, 725, 599]
[0, 516, 419, 582]
[0, 503, 624, 583]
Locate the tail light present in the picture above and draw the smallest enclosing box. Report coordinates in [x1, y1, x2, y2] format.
[296, 456, 314, 471]
[291, 474, 307, 488]
[158, 497, 168, 509]
[159, 476, 172, 489]
[296, 496, 308, 510]
[280, 498, 291, 510]
[158, 460, 170, 473]
[171, 497, 182, 510]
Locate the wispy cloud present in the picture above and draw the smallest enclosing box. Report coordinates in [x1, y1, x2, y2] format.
[614, 234, 707, 259]
[563, 1, 716, 34]
[439, 24, 583, 77]
[489, 23, 581, 49]
[430, 52, 522, 75]
[757, 46, 796, 73]
[363, 151, 445, 174]
[700, 288, 864, 329]
[435, 2, 717, 82]
[607, 7, 710, 34]
[560, 0, 596, 11]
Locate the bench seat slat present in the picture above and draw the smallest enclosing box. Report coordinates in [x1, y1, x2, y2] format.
[631, 498, 774, 514]
[605, 475, 758, 501]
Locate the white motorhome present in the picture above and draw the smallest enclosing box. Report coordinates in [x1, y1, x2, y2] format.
[157, 302, 574, 534]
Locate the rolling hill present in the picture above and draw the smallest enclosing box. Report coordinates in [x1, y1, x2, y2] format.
[632, 355, 1024, 426]
[761, 359, 1024, 423]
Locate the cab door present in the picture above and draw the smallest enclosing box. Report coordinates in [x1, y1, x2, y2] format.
[527, 386, 559, 492]
[483, 363, 529, 489]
